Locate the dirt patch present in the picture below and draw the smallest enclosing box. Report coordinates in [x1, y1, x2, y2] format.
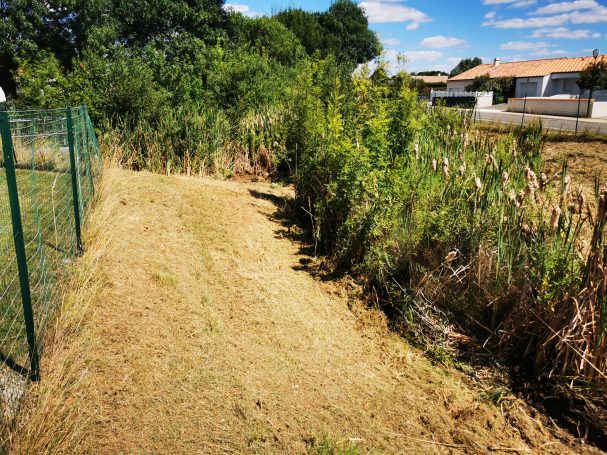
[10, 169, 603, 454]
[543, 140, 606, 191]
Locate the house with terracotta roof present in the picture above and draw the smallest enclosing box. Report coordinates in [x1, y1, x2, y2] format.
[447, 55, 607, 102]
[411, 75, 448, 85]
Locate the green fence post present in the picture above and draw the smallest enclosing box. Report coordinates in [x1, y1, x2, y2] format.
[66, 107, 83, 253]
[0, 111, 40, 381]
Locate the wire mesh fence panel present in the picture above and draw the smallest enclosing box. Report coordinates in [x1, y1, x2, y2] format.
[0, 106, 101, 413]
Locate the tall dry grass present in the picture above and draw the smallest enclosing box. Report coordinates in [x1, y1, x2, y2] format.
[6, 166, 120, 454]
[100, 106, 285, 178]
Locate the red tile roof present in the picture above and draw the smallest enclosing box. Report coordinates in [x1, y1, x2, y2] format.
[448, 55, 607, 81]
[411, 75, 448, 84]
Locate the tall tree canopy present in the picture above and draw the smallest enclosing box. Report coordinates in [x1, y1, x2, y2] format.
[275, 0, 381, 69]
[449, 57, 483, 78]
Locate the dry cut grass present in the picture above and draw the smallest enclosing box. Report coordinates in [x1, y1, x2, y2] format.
[7, 169, 603, 454]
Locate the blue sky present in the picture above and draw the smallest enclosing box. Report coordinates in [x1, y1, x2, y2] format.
[225, 0, 607, 73]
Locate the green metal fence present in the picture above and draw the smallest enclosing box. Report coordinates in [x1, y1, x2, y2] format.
[0, 106, 101, 387]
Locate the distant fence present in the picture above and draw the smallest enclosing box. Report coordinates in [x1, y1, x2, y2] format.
[430, 90, 494, 108]
[0, 106, 101, 389]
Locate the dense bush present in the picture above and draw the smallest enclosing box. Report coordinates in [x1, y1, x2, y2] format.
[2, 0, 380, 176]
[298, 75, 607, 385]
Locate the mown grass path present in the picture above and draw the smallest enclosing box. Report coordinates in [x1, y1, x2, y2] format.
[13, 169, 595, 454]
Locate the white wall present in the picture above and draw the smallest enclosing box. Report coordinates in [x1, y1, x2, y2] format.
[545, 76, 579, 97]
[515, 76, 548, 98]
[508, 97, 594, 117]
[591, 102, 607, 118]
[446, 80, 470, 92]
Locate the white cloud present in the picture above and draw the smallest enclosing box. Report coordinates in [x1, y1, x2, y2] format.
[485, 11, 497, 19]
[482, 0, 536, 6]
[484, 15, 568, 28]
[500, 40, 551, 50]
[483, 0, 519, 4]
[363, 50, 461, 75]
[405, 50, 443, 61]
[529, 49, 570, 56]
[530, 26, 602, 39]
[224, 3, 261, 17]
[532, 0, 597, 15]
[510, 0, 537, 7]
[420, 35, 467, 49]
[381, 37, 401, 46]
[483, 3, 607, 28]
[359, 1, 432, 29]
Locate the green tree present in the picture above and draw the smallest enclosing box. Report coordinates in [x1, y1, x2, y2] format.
[577, 59, 607, 117]
[466, 74, 515, 104]
[110, 0, 227, 47]
[275, 0, 381, 68]
[227, 15, 305, 67]
[412, 71, 448, 76]
[274, 8, 324, 57]
[449, 57, 482, 78]
[13, 51, 68, 108]
[0, 0, 74, 95]
[319, 0, 382, 68]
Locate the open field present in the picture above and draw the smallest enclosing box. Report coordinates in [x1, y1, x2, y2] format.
[9, 168, 601, 454]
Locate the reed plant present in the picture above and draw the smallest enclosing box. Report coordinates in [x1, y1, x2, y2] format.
[293, 63, 606, 387]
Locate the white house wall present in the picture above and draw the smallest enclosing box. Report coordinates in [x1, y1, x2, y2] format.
[545, 73, 579, 97]
[515, 76, 549, 98]
[583, 89, 607, 101]
[446, 80, 470, 92]
[448, 74, 607, 102]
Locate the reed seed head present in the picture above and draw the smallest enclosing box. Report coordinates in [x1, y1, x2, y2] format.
[550, 205, 561, 231]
